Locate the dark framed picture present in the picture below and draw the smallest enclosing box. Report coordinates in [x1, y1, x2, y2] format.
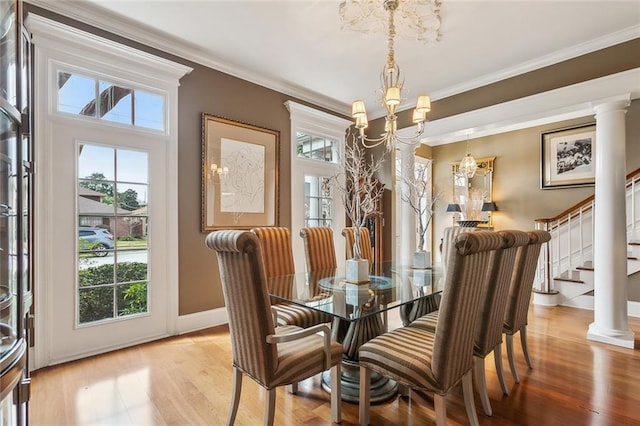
[201, 113, 279, 231]
[541, 123, 596, 189]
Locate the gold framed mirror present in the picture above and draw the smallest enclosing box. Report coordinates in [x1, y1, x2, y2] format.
[451, 156, 495, 228]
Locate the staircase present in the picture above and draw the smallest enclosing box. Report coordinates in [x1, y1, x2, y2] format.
[533, 167, 640, 317]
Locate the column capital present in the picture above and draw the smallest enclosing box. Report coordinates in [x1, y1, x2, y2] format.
[592, 94, 631, 115]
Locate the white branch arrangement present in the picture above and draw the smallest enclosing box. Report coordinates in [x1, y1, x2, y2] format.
[400, 162, 442, 252]
[333, 134, 385, 260]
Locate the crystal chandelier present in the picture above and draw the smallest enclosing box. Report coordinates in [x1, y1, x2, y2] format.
[458, 134, 477, 178]
[340, 0, 442, 151]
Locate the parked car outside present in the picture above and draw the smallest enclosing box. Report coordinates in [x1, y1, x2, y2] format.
[79, 227, 115, 257]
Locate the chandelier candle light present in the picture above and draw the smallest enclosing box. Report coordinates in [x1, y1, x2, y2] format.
[341, 0, 442, 151]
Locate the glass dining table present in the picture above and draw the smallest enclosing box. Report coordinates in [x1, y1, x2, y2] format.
[267, 263, 443, 403]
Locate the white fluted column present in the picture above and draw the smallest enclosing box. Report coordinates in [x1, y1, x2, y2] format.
[587, 95, 634, 349]
[398, 141, 419, 268]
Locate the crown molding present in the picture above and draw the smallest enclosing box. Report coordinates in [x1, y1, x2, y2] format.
[25, 0, 352, 116]
[428, 24, 640, 102]
[421, 68, 640, 146]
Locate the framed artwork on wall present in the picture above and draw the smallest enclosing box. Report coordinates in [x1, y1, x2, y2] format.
[201, 113, 279, 231]
[541, 123, 596, 189]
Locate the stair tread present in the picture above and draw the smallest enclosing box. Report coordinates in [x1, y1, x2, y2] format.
[576, 266, 594, 271]
[553, 276, 585, 283]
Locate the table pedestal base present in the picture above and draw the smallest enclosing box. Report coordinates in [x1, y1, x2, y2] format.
[321, 360, 397, 404]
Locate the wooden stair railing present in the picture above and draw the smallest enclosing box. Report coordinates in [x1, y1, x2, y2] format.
[533, 167, 640, 295]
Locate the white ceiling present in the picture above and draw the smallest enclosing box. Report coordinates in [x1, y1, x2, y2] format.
[29, 1, 640, 120]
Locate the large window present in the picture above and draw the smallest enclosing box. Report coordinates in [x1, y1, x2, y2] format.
[77, 143, 149, 325]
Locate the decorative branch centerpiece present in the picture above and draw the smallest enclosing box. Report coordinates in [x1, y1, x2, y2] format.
[333, 135, 385, 282]
[400, 162, 441, 268]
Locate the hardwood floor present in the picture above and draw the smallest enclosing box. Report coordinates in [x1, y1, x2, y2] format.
[30, 306, 640, 425]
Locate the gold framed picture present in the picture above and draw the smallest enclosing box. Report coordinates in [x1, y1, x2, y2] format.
[201, 113, 279, 231]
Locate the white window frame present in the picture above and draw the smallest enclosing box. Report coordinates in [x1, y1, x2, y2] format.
[285, 101, 352, 272]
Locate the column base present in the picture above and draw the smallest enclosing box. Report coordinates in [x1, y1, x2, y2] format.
[587, 322, 635, 349]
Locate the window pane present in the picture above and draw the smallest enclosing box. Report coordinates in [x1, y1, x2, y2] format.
[117, 282, 148, 317]
[135, 91, 164, 131]
[58, 73, 96, 117]
[79, 287, 113, 323]
[99, 81, 133, 125]
[79, 144, 115, 181]
[117, 149, 148, 184]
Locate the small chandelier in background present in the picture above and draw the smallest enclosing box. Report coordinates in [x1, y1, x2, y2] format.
[340, 0, 442, 152]
[458, 133, 477, 178]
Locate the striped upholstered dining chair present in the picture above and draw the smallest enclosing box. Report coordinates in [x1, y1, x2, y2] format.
[411, 229, 530, 416]
[358, 231, 504, 426]
[299, 227, 338, 272]
[342, 227, 374, 269]
[503, 229, 551, 384]
[251, 227, 332, 328]
[206, 230, 343, 426]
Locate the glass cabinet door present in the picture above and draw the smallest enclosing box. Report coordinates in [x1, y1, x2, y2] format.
[0, 0, 30, 424]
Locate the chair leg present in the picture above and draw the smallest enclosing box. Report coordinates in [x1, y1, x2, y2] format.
[520, 325, 533, 369]
[264, 388, 276, 426]
[359, 366, 371, 426]
[462, 370, 480, 426]
[226, 367, 242, 426]
[434, 393, 447, 426]
[506, 333, 520, 384]
[398, 383, 411, 397]
[493, 343, 509, 395]
[474, 357, 492, 416]
[331, 363, 342, 423]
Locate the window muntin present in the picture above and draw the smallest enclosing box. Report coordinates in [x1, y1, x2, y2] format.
[57, 71, 165, 131]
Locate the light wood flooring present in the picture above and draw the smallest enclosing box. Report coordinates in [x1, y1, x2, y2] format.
[30, 305, 640, 425]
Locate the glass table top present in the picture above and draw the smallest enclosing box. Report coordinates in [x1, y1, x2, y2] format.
[267, 263, 443, 322]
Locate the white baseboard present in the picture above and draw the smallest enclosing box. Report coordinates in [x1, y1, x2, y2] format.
[561, 295, 640, 318]
[177, 307, 228, 335]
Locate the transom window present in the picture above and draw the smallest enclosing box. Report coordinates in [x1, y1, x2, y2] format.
[57, 71, 165, 131]
[296, 132, 338, 163]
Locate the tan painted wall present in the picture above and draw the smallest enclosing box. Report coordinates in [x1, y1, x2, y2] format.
[29, 4, 640, 315]
[430, 100, 640, 262]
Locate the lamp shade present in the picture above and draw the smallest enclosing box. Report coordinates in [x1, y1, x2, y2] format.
[351, 100, 367, 118]
[412, 109, 426, 124]
[481, 202, 497, 212]
[355, 114, 368, 129]
[446, 203, 461, 212]
[415, 95, 431, 113]
[385, 87, 401, 106]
